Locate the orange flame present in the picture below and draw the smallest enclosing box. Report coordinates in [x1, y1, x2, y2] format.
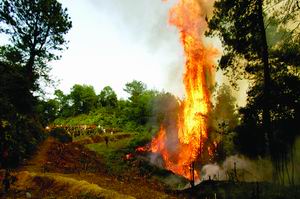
[149, 0, 220, 180]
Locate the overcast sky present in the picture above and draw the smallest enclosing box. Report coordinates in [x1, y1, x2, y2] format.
[49, 0, 186, 99]
[0, 0, 247, 105]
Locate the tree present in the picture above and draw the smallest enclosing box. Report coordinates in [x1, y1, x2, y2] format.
[210, 84, 239, 162]
[0, 62, 44, 167]
[234, 66, 300, 184]
[123, 80, 152, 126]
[208, 0, 300, 183]
[37, 98, 59, 126]
[98, 86, 118, 107]
[0, 61, 33, 114]
[0, 0, 72, 91]
[124, 80, 146, 102]
[0, 0, 71, 168]
[69, 84, 97, 115]
[208, 0, 272, 153]
[152, 92, 179, 128]
[53, 89, 75, 117]
[213, 84, 238, 131]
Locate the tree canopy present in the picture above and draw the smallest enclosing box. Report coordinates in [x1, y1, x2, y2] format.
[0, 0, 72, 168]
[0, 0, 72, 91]
[124, 80, 147, 102]
[208, 0, 300, 184]
[69, 84, 98, 115]
[98, 86, 118, 107]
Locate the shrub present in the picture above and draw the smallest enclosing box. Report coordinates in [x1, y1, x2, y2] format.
[49, 127, 72, 143]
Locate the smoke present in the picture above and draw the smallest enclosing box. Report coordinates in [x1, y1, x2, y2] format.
[164, 60, 185, 98]
[86, 0, 179, 50]
[86, 0, 185, 96]
[201, 155, 273, 182]
[196, 0, 216, 19]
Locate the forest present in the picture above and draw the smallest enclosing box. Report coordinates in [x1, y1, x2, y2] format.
[0, 0, 299, 198]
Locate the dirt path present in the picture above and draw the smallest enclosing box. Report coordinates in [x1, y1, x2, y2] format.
[21, 137, 56, 172]
[8, 137, 176, 199]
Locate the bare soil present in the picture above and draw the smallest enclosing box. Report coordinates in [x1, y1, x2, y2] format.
[2, 137, 177, 199]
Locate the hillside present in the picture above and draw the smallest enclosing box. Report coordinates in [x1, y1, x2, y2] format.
[2, 133, 181, 199]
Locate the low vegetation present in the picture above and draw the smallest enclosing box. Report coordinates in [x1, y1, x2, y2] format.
[13, 171, 135, 199]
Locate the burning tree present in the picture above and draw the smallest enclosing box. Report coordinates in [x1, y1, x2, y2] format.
[147, 0, 221, 180]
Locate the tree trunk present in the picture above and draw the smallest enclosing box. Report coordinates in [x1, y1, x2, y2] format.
[257, 0, 272, 155]
[25, 52, 36, 91]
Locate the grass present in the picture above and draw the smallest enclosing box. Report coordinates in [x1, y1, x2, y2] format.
[86, 134, 135, 174]
[85, 132, 189, 190]
[86, 132, 152, 175]
[14, 171, 135, 199]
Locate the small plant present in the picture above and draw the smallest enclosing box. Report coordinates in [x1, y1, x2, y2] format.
[49, 127, 72, 143]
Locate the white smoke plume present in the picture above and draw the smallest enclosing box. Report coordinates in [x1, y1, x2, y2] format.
[201, 155, 273, 182]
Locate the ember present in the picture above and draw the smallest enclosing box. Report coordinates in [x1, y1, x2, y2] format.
[136, 146, 147, 153]
[148, 0, 220, 180]
[125, 153, 134, 160]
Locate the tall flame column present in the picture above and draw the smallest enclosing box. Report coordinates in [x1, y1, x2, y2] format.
[150, 0, 220, 180]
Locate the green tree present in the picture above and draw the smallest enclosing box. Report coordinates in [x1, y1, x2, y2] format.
[54, 89, 73, 117]
[0, 61, 33, 114]
[208, 0, 299, 148]
[98, 86, 118, 107]
[123, 80, 153, 127]
[234, 67, 300, 184]
[152, 92, 179, 128]
[124, 80, 146, 102]
[208, 0, 300, 183]
[0, 0, 71, 168]
[213, 84, 238, 131]
[69, 84, 97, 115]
[0, 62, 44, 167]
[212, 84, 239, 162]
[208, 0, 272, 153]
[0, 0, 72, 91]
[37, 98, 59, 126]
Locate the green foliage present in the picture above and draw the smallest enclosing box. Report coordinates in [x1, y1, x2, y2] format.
[0, 0, 72, 91]
[54, 89, 73, 117]
[98, 86, 118, 107]
[210, 84, 239, 162]
[207, 0, 263, 78]
[0, 0, 72, 168]
[0, 61, 33, 114]
[127, 132, 153, 151]
[37, 99, 59, 126]
[0, 62, 46, 168]
[86, 134, 134, 174]
[213, 84, 238, 130]
[0, 45, 23, 66]
[124, 80, 146, 102]
[52, 81, 179, 134]
[69, 84, 98, 115]
[235, 70, 300, 155]
[209, 1, 300, 183]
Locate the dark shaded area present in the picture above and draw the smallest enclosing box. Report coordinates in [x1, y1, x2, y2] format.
[179, 180, 300, 199]
[0, 0, 71, 169]
[208, 0, 300, 185]
[0, 62, 45, 168]
[49, 128, 72, 143]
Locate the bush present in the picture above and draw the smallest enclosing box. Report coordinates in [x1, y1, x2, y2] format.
[49, 127, 72, 143]
[0, 107, 45, 168]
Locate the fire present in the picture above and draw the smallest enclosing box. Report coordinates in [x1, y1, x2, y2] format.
[125, 153, 134, 160]
[148, 0, 220, 180]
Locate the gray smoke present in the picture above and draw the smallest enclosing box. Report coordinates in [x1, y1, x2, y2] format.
[201, 155, 273, 182]
[87, 0, 184, 96]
